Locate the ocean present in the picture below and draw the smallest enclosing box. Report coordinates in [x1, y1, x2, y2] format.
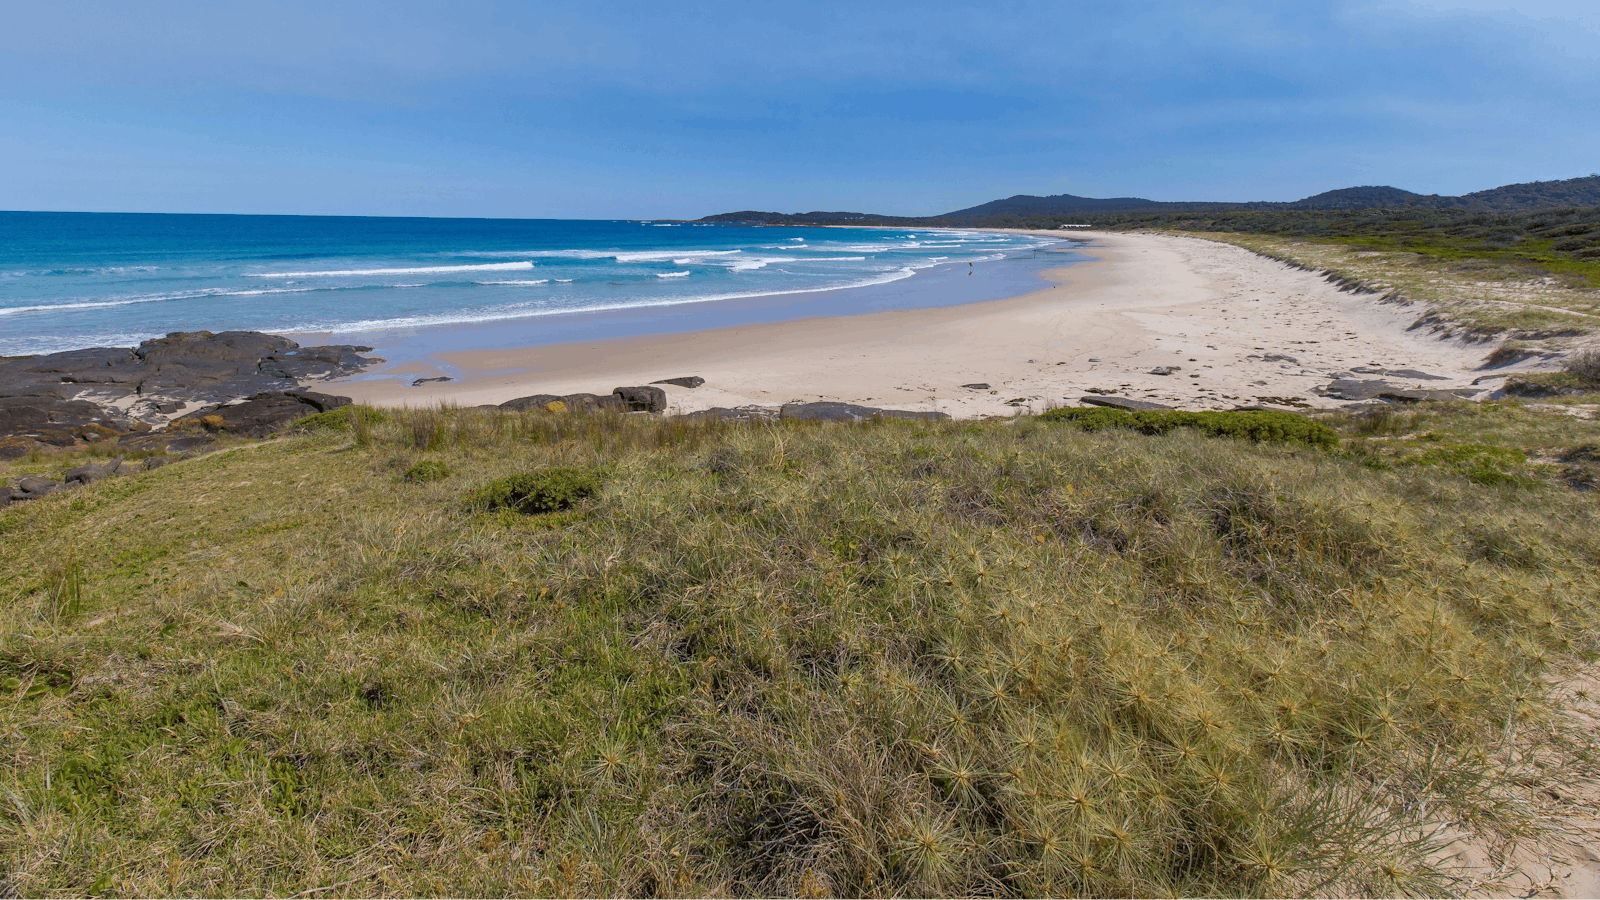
[0, 212, 1071, 359]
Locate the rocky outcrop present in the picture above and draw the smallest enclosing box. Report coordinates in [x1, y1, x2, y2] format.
[778, 401, 950, 423]
[1079, 396, 1174, 411]
[2, 450, 199, 511]
[1316, 378, 1475, 402]
[0, 331, 378, 454]
[678, 406, 779, 422]
[1315, 379, 1394, 401]
[171, 391, 351, 438]
[499, 386, 670, 414]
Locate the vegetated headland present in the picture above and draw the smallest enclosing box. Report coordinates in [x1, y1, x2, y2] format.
[703, 175, 1600, 296]
[4, 182, 1600, 896]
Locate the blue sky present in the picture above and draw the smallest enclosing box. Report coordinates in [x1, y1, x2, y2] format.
[1, 0, 1595, 218]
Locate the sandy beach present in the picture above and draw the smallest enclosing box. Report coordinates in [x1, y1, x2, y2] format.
[331, 230, 1522, 415]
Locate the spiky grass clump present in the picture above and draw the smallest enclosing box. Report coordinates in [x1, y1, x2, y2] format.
[402, 459, 451, 483]
[1566, 347, 1600, 383]
[470, 467, 601, 514]
[0, 404, 1596, 896]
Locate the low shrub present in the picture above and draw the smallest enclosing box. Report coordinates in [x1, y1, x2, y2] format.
[470, 467, 601, 514]
[295, 405, 390, 431]
[403, 460, 451, 483]
[1039, 407, 1339, 448]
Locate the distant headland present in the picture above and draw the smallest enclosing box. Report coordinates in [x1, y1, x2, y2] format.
[698, 174, 1600, 227]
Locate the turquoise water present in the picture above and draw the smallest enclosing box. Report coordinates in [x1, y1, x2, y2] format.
[0, 212, 1065, 356]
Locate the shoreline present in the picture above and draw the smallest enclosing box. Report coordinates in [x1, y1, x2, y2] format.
[326, 230, 1527, 418]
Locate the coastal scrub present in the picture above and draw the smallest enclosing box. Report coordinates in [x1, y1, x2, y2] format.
[0, 405, 1596, 896]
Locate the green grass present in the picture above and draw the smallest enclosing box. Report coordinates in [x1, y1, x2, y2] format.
[1051, 206, 1600, 287]
[1039, 408, 1338, 448]
[1, 405, 1598, 896]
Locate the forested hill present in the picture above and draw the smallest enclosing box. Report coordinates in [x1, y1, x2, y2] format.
[696, 175, 1600, 226]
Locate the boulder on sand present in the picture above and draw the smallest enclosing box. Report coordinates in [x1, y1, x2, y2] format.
[499, 394, 563, 412]
[1378, 388, 1468, 403]
[651, 376, 705, 389]
[679, 407, 778, 423]
[1316, 379, 1394, 401]
[612, 386, 668, 413]
[1079, 395, 1174, 411]
[779, 401, 949, 423]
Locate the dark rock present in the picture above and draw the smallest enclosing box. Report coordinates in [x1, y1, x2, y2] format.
[258, 345, 380, 381]
[142, 456, 181, 471]
[16, 475, 59, 498]
[411, 376, 453, 386]
[0, 395, 138, 438]
[0, 439, 37, 460]
[779, 401, 949, 423]
[499, 394, 564, 412]
[171, 391, 350, 438]
[678, 406, 778, 422]
[961, 383, 991, 390]
[1378, 388, 1467, 403]
[1317, 379, 1393, 401]
[0, 330, 380, 447]
[1079, 395, 1174, 411]
[1351, 366, 1449, 381]
[64, 459, 123, 485]
[612, 386, 668, 413]
[1149, 366, 1181, 376]
[1258, 353, 1299, 364]
[283, 390, 350, 413]
[652, 376, 705, 389]
[561, 393, 622, 413]
[0, 486, 13, 508]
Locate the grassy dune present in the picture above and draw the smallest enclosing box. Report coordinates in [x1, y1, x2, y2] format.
[1190, 232, 1600, 349]
[2, 404, 1599, 896]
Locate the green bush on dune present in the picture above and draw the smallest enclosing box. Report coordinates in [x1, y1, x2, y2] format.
[294, 404, 390, 431]
[1040, 406, 1340, 448]
[470, 466, 602, 514]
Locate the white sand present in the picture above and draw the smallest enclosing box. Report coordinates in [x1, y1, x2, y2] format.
[331, 231, 1519, 414]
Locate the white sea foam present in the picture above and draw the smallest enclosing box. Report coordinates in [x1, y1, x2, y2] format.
[476, 279, 550, 285]
[555, 279, 574, 283]
[279, 266, 925, 335]
[0, 282, 436, 316]
[246, 261, 534, 278]
[0, 296, 186, 316]
[714, 255, 868, 272]
[657, 271, 691, 278]
[616, 249, 741, 262]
